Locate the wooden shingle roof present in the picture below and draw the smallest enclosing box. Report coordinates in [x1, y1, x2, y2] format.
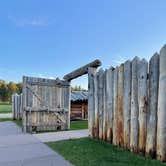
[71, 91, 88, 102]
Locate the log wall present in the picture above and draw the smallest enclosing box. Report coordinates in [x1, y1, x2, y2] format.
[71, 102, 88, 120]
[88, 44, 166, 161]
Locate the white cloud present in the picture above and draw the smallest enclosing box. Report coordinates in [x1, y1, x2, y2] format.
[8, 15, 55, 27]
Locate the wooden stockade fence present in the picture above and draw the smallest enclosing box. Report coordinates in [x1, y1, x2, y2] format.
[88, 44, 166, 162]
[12, 93, 23, 120]
[22, 76, 71, 133]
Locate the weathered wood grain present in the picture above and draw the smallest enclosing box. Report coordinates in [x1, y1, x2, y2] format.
[117, 64, 124, 147]
[113, 67, 118, 145]
[98, 68, 104, 140]
[22, 76, 70, 133]
[146, 53, 159, 158]
[130, 57, 140, 153]
[138, 59, 148, 155]
[64, 59, 102, 81]
[123, 60, 131, 149]
[88, 67, 97, 137]
[157, 45, 166, 161]
[105, 67, 114, 142]
[94, 72, 99, 138]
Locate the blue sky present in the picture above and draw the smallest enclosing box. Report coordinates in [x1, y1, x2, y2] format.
[0, 0, 166, 88]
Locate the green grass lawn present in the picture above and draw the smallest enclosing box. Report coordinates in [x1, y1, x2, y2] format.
[0, 102, 12, 113]
[70, 120, 88, 130]
[47, 138, 166, 166]
[13, 119, 22, 127]
[0, 118, 12, 122]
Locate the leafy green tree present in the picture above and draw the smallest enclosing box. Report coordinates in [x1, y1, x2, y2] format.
[7, 82, 17, 102]
[16, 82, 23, 94]
[0, 80, 8, 102]
[71, 85, 87, 91]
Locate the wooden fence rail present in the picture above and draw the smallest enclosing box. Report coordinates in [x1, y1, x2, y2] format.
[88, 44, 166, 161]
[12, 93, 23, 120]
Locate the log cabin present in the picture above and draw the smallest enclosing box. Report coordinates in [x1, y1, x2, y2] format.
[71, 91, 88, 120]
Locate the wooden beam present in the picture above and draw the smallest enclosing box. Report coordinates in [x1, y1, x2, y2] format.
[63, 59, 102, 81]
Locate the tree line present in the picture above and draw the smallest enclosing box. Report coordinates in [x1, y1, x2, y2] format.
[0, 81, 87, 103]
[71, 85, 87, 91]
[0, 80, 22, 102]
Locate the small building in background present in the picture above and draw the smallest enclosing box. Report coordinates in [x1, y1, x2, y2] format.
[71, 91, 88, 120]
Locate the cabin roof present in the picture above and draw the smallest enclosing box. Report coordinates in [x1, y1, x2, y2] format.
[71, 91, 88, 102]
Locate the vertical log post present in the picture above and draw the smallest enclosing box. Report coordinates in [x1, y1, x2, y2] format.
[117, 64, 124, 147]
[94, 72, 99, 138]
[103, 70, 107, 141]
[98, 69, 104, 140]
[123, 60, 131, 149]
[106, 67, 114, 142]
[157, 45, 166, 161]
[138, 59, 148, 155]
[130, 57, 140, 152]
[88, 67, 97, 137]
[12, 94, 15, 119]
[113, 67, 118, 145]
[68, 83, 71, 129]
[146, 53, 159, 158]
[22, 76, 27, 132]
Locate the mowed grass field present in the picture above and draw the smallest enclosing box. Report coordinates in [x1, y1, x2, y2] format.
[47, 138, 166, 166]
[0, 102, 12, 113]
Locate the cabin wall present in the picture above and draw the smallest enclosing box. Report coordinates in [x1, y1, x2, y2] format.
[71, 101, 88, 120]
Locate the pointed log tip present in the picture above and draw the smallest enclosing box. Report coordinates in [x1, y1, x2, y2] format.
[98, 68, 104, 73]
[55, 77, 62, 84]
[160, 44, 166, 55]
[132, 56, 140, 61]
[124, 60, 131, 64]
[115, 66, 119, 70]
[141, 58, 148, 63]
[150, 52, 159, 61]
[119, 63, 124, 67]
[153, 52, 159, 56]
[56, 77, 61, 81]
[109, 66, 115, 70]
